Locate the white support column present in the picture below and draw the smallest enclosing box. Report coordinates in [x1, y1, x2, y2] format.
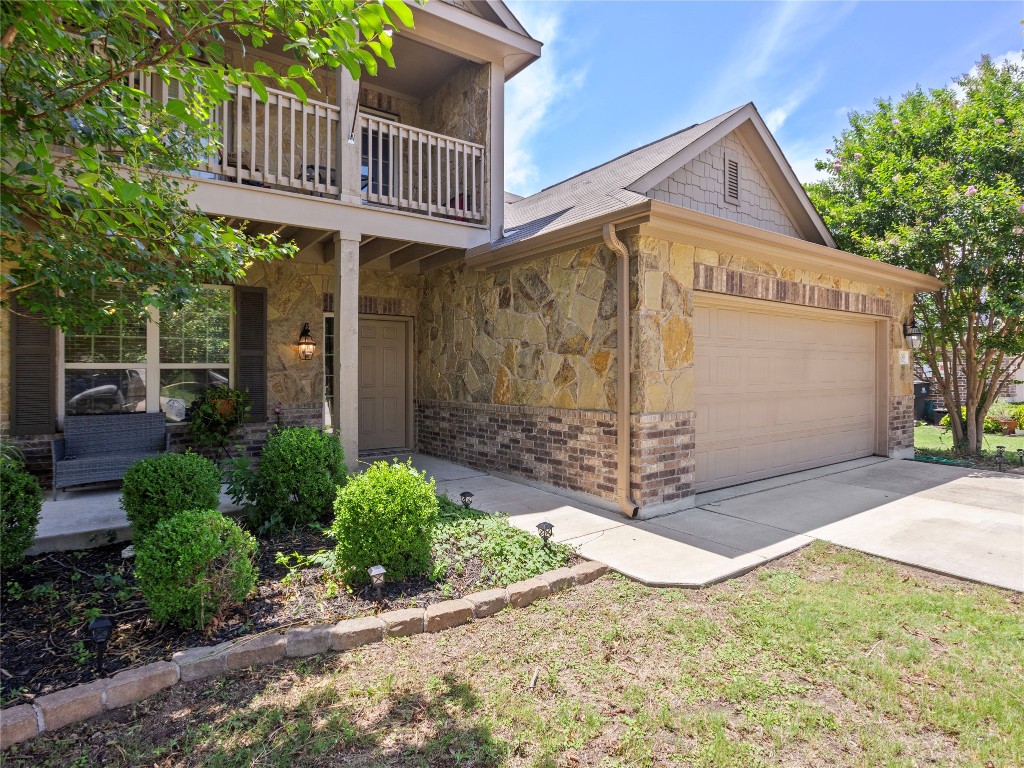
[337, 66, 361, 204]
[333, 232, 361, 471]
[488, 60, 505, 241]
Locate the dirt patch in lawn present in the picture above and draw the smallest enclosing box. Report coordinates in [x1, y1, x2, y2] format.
[0, 522, 579, 707]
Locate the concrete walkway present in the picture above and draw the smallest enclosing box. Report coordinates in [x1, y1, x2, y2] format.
[415, 454, 1023, 592]
[33, 454, 1023, 591]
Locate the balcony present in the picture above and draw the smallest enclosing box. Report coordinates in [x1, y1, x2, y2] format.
[194, 83, 486, 224]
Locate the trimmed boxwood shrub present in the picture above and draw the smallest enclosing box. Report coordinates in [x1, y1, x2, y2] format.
[332, 459, 439, 585]
[250, 426, 347, 530]
[121, 452, 222, 539]
[1, 461, 42, 572]
[134, 509, 257, 629]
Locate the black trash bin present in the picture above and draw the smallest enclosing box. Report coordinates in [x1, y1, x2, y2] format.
[913, 381, 931, 421]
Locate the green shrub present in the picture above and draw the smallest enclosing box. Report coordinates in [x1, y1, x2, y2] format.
[186, 386, 250, 460]
[121, 452, 222, 539]
[249, 426, 347, 530]
[1014, 403, 1024, 427]
[1, 462, 42, 572]
[332, 460, 438, 584]
[939, 407, 1002, 434]
[134, 509, 257, 629]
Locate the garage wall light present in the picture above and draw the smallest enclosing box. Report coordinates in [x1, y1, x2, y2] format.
[903, 320, 923, 350]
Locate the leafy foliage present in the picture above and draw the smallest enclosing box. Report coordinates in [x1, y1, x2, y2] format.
[121, 451, 222, 539]
[939, 408, 1001, 434]
[245, 426, 347, 531]
[432, 495, 573, 589]
[134, 508, 257, 629]
[806, 56, 1024, 453]
[0, 0, 414, 332]
[0, 461, 42, 572]
[332, 460, 438, 584]
[186, 386, 250, 460]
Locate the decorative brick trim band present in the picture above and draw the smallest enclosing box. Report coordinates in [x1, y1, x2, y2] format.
[0, 562, 610, 748]
[322, 293, 404, 316]
[694, 262, 893, 318]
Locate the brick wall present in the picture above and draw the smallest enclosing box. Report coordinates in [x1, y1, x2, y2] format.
[416, 400, 619, 500]
[416, 401, 698, 508]
[630, 411, 696, 506]
[888, 395, 915, 456]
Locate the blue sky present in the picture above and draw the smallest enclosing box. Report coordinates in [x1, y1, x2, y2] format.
[503, 0, 1023, 196]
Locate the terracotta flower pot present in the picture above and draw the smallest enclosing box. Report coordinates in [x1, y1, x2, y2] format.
[212, 398, 235, 420]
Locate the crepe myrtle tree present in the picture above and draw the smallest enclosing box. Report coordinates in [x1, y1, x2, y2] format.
[0, 0, 415, 333]
[807, 55, 1024, 454]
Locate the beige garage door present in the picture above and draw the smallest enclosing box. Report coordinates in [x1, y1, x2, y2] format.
[359, 319, 408, 451]
[694, 294, 878, 492]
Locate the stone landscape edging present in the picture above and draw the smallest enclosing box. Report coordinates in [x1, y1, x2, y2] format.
[0, 560, 610, 749]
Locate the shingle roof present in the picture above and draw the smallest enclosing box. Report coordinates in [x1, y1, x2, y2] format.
[494, 105, 746, 251]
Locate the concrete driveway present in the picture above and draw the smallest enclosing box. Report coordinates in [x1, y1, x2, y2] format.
[418, 454, 1024, 592]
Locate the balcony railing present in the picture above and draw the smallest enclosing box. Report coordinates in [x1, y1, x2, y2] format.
[359, 113, 485, 222]
[193, 83, 486, 223]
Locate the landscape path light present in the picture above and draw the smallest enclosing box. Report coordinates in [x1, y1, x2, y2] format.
[460, 491, 474, 508]
[88, 615, 114, 676]
[537, 521, 554, 545]
[368, 565, 386, 601]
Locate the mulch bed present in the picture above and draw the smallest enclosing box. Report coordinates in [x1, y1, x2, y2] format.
[0, 528, 507, 707]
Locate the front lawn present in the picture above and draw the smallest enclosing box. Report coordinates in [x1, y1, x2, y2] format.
[7, 543, 1022, 767]
[915, 425, 1024, 470]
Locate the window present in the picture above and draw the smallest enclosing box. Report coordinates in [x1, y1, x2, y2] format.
[361, 127, 392, 196]
[61, 287, 233, 423]
[724, 149, 741, 206]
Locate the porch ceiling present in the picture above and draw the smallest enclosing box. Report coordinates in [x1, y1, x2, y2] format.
[367, 35, 469, 100]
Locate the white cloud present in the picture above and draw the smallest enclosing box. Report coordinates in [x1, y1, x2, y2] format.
[503, 2, 586, 194]
[763, 68, 825, 132]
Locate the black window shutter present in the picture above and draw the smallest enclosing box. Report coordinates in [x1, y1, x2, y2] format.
[234, 286, 267, 421]
[10, 302, 57, 436]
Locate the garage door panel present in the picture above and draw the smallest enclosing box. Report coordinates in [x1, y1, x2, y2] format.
[695, 296, 877, 492]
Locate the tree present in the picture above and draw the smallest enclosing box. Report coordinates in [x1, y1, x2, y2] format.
[0, 0, 415, 332]
[807, 56, 1024, 454]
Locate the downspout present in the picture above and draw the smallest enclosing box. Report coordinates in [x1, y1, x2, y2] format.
[602, 223, 641, 519]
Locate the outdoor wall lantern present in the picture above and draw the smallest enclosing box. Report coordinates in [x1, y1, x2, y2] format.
[367, 565, 387, 600]
[537, 521, 554, 545]
[903, 320, 923, 350]
[460, 491, 474, 508]
[297, 322, 317, 360]
[88, 615, 114, 675]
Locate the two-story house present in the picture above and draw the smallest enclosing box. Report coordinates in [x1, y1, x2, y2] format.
[4, 0, 941, 518]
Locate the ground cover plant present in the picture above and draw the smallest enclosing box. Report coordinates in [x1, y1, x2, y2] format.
[0, 497, 575, 705]
[4, 543, 1021, 767]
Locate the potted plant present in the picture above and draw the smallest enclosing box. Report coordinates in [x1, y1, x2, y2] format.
[186, 386, 251, 461]
[987, 399, 1018, 436]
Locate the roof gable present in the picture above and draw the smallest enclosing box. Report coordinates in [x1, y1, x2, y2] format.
[627, 103, 834, 246]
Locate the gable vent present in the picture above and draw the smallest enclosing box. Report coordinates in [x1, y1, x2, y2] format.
[724, 150, 740, 205]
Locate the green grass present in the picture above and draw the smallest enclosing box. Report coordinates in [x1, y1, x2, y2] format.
[915, 425, 1024, 456]
[8, 543, 1023, 767]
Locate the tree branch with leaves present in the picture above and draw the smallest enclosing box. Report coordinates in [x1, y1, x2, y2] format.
[0, 0, 416, 332]
[807, 55, 1024, 454]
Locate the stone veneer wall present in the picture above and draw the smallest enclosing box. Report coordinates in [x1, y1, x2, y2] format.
[888, 395, 915, 456]
[648, 133, 801, 238]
